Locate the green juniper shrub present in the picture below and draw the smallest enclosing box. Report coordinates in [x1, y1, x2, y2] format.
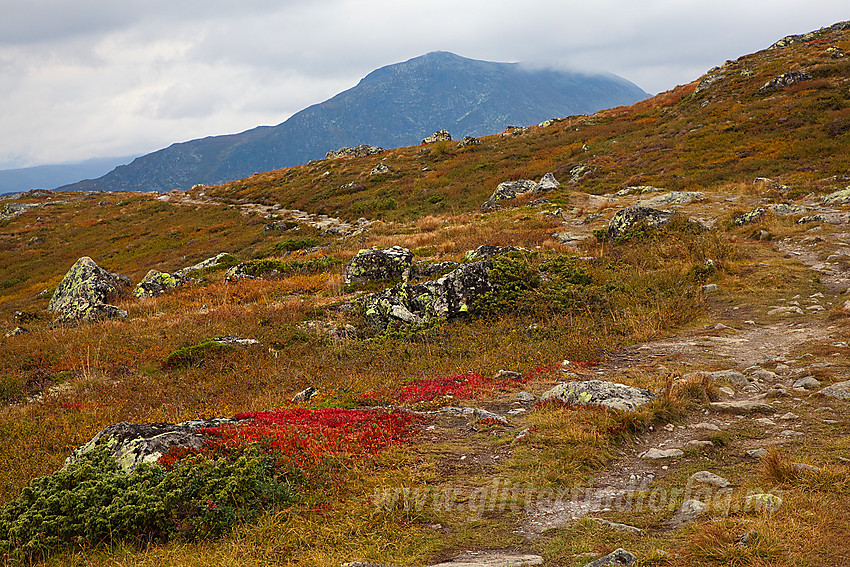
[475, 252, 598, 316]
[162, 339, 234, 369]
[0, 446, 296, 563]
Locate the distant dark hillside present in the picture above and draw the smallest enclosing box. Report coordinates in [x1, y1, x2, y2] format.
[60, 52, 647, 192]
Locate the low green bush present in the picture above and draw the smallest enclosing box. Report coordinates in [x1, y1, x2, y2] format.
[474, 252, 597, 316]
[272, 237, 320, 253]
[162, 339, 233, 369]
[0, 446, 296, 563]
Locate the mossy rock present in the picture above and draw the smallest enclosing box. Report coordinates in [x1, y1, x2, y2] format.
[606, 206, 675, 242]
[344, 246, 413, 284]
[134, 270, 183, 298]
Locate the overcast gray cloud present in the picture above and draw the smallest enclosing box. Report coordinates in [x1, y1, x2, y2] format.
[1, 0, 847, 169]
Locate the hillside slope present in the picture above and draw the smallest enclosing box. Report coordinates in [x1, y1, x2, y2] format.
[194, 22, 850, 222]
[58, 51, 647, 193]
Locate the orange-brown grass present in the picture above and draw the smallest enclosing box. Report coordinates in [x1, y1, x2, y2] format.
[761, 448, 850, 493]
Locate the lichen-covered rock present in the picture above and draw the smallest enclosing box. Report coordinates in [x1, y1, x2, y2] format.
[292, 387, 318, 402]
[615, 185, 662, 196]
[606, 206, 676, 241]
[688, 471, 731, 488]
[431, 551, 543, 567]
[344, 246, 413, 284]
[636, 191, 704, 207]
[733, 208, 766, 226]
[64, 419, 235, 472]
[48, 257, 129, 322]
[766, 203, 808, 216]
[210, 335, 261, 346]
[361, 261, 494, 330]
[422, 129, 452, 144]
[744, 493, 783, 512]
[456, 135, 480, 148]
[540, 380, 655, 411]
[797, 212, 850, 225]
[640, 448, 684, 459]
[695, 73, 725, 93]
[758, 71, 813, 92]
[224, 263, 256, 281]
[134, 269, 183, 298]
[264, 220, 300, 233]
[370, 162, 391, 175]
[463, 245, 527, 262]
[325, 144, 385, 159]
[481, 174, 559, 211]
[568, 164, 592, 183]
[820, 186, 850, 205]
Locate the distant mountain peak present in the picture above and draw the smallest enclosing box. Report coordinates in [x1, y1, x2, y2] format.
[60, 53, 647, 193]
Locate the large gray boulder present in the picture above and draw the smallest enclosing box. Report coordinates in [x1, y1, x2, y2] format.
[64, 419, 235, 472]
[422, 129, 452, 144]
[411, 260, 459, 280]
[540, 380, 655, 412]
[325, 144, 385, 159]
[48, 257, 129, 322]
[758, 71, 812, 92]
[819, 380, 850, 399]
[606, 206, 675, 241]
[362, 261, 494, 330]
[481, 180, 538, 211]
[536, 172, 560, 192]
[344, 246, 414, 284]
[481, 174, 559, 211]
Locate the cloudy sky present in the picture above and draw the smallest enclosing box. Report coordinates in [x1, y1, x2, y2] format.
[1, 0, 847, 170]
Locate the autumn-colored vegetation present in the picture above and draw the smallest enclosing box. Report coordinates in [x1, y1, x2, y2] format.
[1, 21, 850, 567]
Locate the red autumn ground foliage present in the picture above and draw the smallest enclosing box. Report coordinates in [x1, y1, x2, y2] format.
[159, 408, 424, 471]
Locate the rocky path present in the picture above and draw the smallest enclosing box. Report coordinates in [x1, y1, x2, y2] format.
[517, 227, 850, 550]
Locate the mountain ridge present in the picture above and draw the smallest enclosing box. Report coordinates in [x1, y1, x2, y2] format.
[58, 51, 647, 193]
